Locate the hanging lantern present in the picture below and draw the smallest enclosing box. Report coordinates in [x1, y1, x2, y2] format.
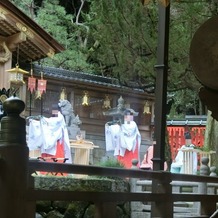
[143, 101, 151, 114]
[6, 64, 29, 85]
[82, 91, 90, 106]
[28, 77, 36, 93]
[60, 88, 67, 100]
[102, 95, 111, 109]
[37, 71, 47, 95]
[37, 79, 47, 95]
[6, 45, 29, 85]
[28, 67, 36, 93]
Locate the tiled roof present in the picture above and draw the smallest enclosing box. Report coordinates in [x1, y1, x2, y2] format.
[1, 0, 64, 62]
[31, 65, 149, 94]
[167, 115, 207, 126]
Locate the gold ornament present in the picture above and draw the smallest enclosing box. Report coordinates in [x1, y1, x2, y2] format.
[60, 88, 67, 100]
[82, 91, 90, 106]
[143, 101, 151, 114]
[102, 95, 111, 109]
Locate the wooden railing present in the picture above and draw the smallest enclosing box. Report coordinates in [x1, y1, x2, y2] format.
[0, 98, 218, 218]
[26, 160, 218, 218]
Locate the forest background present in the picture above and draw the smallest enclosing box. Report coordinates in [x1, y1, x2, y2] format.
[9, 0, 218, 159]
[10, 0, 218, 118]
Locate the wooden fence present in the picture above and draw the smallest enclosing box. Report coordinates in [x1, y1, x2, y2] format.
[167, 126, 206, 160]
[1, 155, 218, 218]
[0, 98, 217, 218]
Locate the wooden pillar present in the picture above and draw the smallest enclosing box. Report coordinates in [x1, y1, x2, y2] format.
[94, 202, 116, 218]
[151, 172, 173, 218]
[0, 96, 29, 218]
[150, 2, 171, 215]
[0, 58, 12, 90]
[153, 0, 170, 171]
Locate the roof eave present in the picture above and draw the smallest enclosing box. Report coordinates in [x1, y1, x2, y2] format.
[1, 0, 65, 56]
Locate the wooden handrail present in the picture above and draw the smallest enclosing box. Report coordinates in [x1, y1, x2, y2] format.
[26, 190, 218, 202]
[29, 160, 218, 183]
[28, 161, 218, 217]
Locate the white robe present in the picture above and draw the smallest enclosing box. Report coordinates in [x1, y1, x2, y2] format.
[27, 112, 72, 163]
[105, 121, 141, 157]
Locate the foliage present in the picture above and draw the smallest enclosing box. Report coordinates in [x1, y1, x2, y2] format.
[9, 0, 218, 116]
[35, 0, 94, 72]
[95, 157, 126, 180]
[97, 157, 125, 169]
[166, 1, 213, 116]
[87, 0, 157, 87]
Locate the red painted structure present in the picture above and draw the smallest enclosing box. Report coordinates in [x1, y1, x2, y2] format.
[167, 126, 205, 160]
[167, 116, 206, 160]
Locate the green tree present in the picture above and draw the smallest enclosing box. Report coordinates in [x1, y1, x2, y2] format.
[10, 0, 94, 72]
[87, 0, 158, 87]
[35, 0, 94, 71]
[9, 0, 218, 116]
[86, 0, 217, 116]
[10, 0, 36, 18]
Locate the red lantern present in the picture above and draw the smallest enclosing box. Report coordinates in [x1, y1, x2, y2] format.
[37, 79, 47, 95]
[28, 77, 36, 93]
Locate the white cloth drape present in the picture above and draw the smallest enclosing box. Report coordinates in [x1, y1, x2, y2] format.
[105, 121, 141, 157]
[27, 112, 72, 163]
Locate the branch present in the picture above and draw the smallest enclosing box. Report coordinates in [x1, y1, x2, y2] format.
[72, 0, 89, 48]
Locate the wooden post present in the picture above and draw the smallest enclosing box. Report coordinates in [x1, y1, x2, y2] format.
[130, 159, 142, 217]
[199, 157, 216, 216]
[94, 202, 116, 218]
[151, 172, 173, 218]
[0, 96, 29, 218]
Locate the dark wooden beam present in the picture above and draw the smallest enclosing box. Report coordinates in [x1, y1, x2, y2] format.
[151, 2, 171, 217]
[153, 2, 170, 171]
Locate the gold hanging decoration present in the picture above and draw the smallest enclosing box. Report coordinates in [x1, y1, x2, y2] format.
[82, 91, 90, 106]
[6, 64, 29, 85]
[60, 88, 67, 100]
[6, 64, 29, 75]
[143, 101, 151, 114]
[102, 95, 111, 109]
[6, 45, 29, 85]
